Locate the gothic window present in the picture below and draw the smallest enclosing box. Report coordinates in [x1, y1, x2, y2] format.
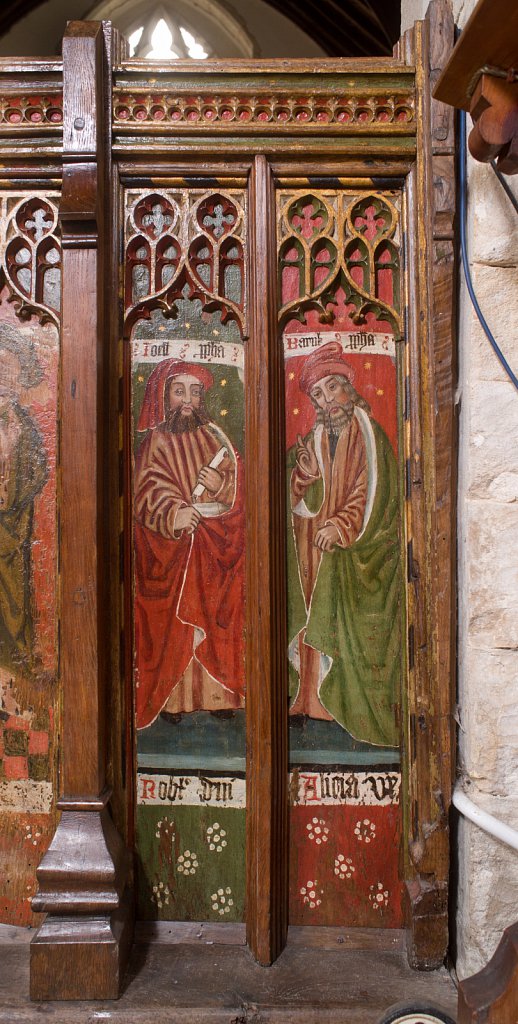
[86, 0, 255, 59]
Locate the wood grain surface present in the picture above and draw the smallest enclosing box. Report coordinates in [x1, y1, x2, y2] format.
[458, 921, 518, 1024]
[3, 932, 458, 1023]
[11, 1, 459, 997]
[401, 1, 456, 970]
[434, 0, 518, 111]
[29, 22, 133, 1001]
[245, 154, 289, 965]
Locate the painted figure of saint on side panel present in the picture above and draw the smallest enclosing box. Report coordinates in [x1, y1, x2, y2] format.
[286, 338, 400, 748]
[127, 188, 247, 922]
[0, 192, 61, 926]
[133, 352, 245, 727]
[280, 189, 404, 927]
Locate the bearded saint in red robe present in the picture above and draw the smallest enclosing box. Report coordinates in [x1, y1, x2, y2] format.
[134, 358, 245, 728]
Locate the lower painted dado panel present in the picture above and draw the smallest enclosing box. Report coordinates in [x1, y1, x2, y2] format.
[136, 769, 245, 921]
[136, 764, 402, 927]
[290, 769, 402, 927]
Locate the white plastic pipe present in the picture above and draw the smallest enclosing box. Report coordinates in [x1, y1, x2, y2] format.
[453, 784, 518, 852]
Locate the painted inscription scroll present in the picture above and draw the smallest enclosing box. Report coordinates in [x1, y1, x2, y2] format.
[0, 193, 60, 925]
[127, 188, 247, 921]
[279, 189, 404, 926]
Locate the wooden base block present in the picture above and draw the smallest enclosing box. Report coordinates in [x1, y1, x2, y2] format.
[405, 878, 448, 971]
[30, 804, 134, 1000]
[30, 894, 134, 1001]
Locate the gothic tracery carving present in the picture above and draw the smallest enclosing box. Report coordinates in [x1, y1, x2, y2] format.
[124, 188, 246, 334]
[0, 194, 61, 325]
[278, 191, 400, 333]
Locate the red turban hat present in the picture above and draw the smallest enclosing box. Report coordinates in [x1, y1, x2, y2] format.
[298, 341, 354, 394]
[137, 358, 214, 430]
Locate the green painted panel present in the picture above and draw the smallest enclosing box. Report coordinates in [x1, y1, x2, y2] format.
[136, 803, 245, 922]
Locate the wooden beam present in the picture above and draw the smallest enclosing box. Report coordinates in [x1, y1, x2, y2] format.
[402, 0, 456, 970]
[433, 0, 518, 112]
[245, 154, 289, 965]
[30, 22, 133, 1001]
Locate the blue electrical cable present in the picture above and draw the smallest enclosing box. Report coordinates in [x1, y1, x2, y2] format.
[459, 107, 518, 391]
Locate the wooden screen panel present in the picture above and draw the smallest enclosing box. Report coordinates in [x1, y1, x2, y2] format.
[278, 187, 405, 928]
[0, 190, 60, 925]
[125, 185, 248, 922]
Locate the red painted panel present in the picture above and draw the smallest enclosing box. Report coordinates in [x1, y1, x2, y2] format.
[290, 803, 403, 928]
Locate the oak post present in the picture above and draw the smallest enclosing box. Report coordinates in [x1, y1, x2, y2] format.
[402, 0, 456, 970]
[245, 154, 289, 965]
[30, 22, 133, 1000]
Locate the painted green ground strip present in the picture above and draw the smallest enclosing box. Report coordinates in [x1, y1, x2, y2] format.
[136, 804, 245, 922]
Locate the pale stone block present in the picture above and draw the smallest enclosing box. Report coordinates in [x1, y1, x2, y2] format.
[464, 265, 518, 384]
[464, 500, 518, 648]
[456, 812, 518, 979]
[400, 0, 428, 32]
[469, 162, 518, 265]
[465, 379, 518, 499]
[453, 0, 478, 29]
[460, 647, 518, 796]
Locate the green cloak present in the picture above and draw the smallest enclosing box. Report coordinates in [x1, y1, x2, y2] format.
[0, 401, 48, 674]
[287, 415, 401, 747]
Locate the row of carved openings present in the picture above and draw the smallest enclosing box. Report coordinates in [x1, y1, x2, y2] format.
[0, 97, 63, 125]
[114, 94, 415, 125]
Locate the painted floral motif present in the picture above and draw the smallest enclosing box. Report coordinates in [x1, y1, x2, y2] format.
[334, 854, 355, 879]
[305, 816, 329, 844]
[23, 823, 42, 847]
[300, 879, 323, 909]
[177, 849, 198, 875]
[152, 881, 170, 908]
[290, 804, 403, 927]
[211, 886, 234, 915]
[354, 818, 376, 843]
[369, 881, 389, 910]
[206, 822, 228, 852]
[155, 817, 175, 843]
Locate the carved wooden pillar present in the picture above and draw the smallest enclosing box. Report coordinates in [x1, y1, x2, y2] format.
[30, 22, 133, 1001]
[245, 155, 289, 964]
[398, 0, 456, 970]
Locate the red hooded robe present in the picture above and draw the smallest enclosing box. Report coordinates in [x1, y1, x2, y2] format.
[134, 359, 245, 728]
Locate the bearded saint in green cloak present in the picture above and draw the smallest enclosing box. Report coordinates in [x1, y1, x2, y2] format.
[0, 323, 48, 675]
[287, 341, 401, 748]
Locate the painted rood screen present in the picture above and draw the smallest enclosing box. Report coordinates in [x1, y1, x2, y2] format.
[126, 187, 247, 922]
[127, 184, 405, 929]
[279, 189, 404, 927]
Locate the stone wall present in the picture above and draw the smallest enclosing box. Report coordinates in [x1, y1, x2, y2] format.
[455, 153, 518, 979]
[402, 0, 518, 981]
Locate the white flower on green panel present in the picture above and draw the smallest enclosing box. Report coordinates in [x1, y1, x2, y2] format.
[211, 886, 234, 915]
[152, 881, 170, 908]
[155, 817, 175, 843]
[206, 822, 228, 852]
[177, 849, 199, 875]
